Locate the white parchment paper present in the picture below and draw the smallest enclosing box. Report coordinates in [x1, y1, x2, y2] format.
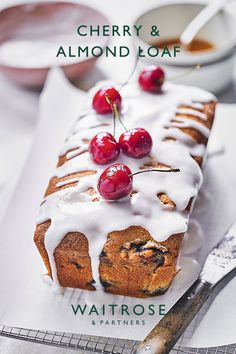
[0, 68, 236, 347]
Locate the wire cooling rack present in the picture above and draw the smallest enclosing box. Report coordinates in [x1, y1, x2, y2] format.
[1, 323, 236, 354]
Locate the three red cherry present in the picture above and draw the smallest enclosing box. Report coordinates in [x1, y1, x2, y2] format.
[138, 65, 165, 93]
[90, 85, 154, 164]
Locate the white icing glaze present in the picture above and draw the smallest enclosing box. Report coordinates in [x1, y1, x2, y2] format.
[190, 102, 204, 110]
[37, 81, 215, 290]
[176, 108, 207, 120]
[66, 146, 87, 159]
[170, 117, 210, 138]
[56, 177, 81, 188]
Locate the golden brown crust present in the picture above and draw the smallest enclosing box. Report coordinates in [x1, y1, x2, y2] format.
[44, 170, 96, 197]
[54, 232, 95, 290]
[34, 224, 95, 290]
[34, 100, 216, 297]
[34, 220, 52, 277]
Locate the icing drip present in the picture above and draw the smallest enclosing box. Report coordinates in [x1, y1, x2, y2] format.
[162, 128, 206, 157]
[189, 102, 204, 110]
[37, 81, 215, 289]
[66, 146, 88, 159]
[176, 108, 207, 120]
[56, 177, 81, 188]
[170, 117, 210, 138]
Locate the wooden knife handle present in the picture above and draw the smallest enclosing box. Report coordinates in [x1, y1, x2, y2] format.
[135, 279, 212, 354]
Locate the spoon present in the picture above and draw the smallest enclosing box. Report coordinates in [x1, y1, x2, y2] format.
[180, 0, 231, 48]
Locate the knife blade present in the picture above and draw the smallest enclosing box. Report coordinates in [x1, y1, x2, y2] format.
[135, 222, 236, 354]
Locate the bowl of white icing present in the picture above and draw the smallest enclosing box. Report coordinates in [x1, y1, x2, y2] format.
[133, 2, 236, 93]
[0, 1, 109, 88]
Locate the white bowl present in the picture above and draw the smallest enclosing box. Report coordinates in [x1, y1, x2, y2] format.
[133, 2, 236, 93]
[0, 1, 110, 88]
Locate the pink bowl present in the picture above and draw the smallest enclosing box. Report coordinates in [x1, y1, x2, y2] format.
[0, 2, 109, 88]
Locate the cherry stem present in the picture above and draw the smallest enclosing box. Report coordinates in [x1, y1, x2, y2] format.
[105, 93, 128, 134]
[120, 51, 140, 89]
[167, 64, 201, 82]
[105, 93, 116, 136]
[131, 168, 180, 177]
[114, 103, 128, 132]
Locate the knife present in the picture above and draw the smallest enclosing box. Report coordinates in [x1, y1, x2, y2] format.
[135, 222, 236, 354]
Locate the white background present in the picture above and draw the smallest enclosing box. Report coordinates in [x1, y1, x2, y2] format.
[0, 0, 236, 353]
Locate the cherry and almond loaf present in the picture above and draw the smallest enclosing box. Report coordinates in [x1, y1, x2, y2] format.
[34, 81, 216, 298]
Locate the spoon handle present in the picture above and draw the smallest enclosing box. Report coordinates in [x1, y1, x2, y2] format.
[181, 0, 230, 46]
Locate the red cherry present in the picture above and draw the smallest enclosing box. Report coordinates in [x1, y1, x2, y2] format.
[89, 132, 120, 165]
[138, 65, 165, 93]
[119, 128, 153, 159]
[92, 87, 122, 114]
[97, 164, 133, 200]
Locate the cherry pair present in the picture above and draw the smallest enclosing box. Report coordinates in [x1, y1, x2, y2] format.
[92, 65, 165, 115]
[89, 128, 152, 165]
